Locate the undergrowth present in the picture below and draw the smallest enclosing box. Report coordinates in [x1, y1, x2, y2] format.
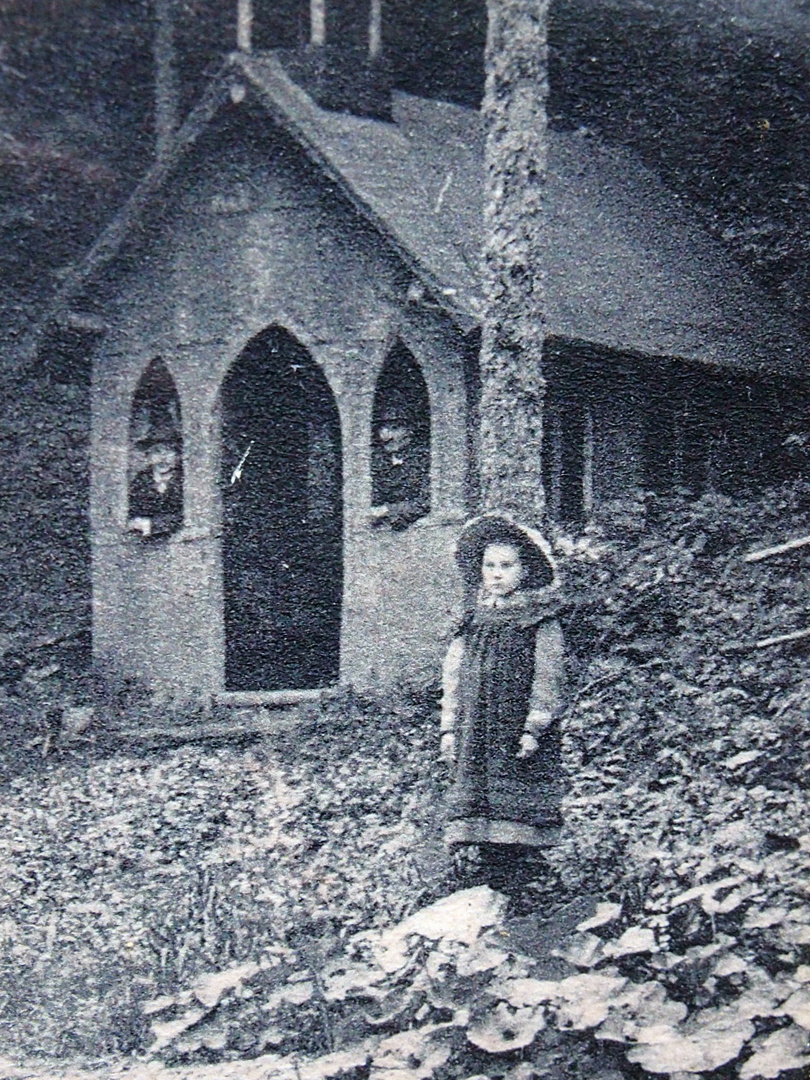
[3, 481, 810, 1079]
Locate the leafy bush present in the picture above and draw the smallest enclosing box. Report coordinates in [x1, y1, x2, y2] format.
[143, 886, 623, 1078]
[543, 481, 810, 1076]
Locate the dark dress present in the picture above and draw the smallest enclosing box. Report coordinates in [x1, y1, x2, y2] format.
[128, 468, 183, 538]
[442, 589, 566, 847]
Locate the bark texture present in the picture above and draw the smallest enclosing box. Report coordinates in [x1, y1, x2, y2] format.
[481, 0, 549, 519]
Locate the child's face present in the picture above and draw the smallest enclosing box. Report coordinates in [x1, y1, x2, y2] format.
[481, 543, 525, 597]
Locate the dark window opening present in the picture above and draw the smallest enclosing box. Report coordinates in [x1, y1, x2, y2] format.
[543, 338, 810, 527]
[542, 341, 597, 527]
[642, 363, 807, 498]
[558, 399, 589, 527]
[252, 0, 311, 50]
[221, 326, 342, 692]
[371, 341, 431, 531]
[542, 395, 589, 528]
[128, 358, 183, 540]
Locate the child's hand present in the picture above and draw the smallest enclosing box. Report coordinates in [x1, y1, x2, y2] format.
[517, 733, 539, 759]
[440, 732, 456, 764]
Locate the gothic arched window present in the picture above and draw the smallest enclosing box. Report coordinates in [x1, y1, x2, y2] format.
[370, 342, 430, 531]
[127, 358, 183, 539]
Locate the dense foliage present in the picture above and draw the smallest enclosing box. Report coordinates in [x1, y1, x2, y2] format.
[0, 693, 445, 1061]
[544, 480, 810, 1076]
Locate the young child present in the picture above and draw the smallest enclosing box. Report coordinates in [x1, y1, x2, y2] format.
[440, 512, 566, 884]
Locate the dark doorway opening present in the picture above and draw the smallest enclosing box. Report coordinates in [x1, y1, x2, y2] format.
[221, 327, 342, 692]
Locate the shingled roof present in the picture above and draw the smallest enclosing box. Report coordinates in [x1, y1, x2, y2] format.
[38, 48, 808, 376]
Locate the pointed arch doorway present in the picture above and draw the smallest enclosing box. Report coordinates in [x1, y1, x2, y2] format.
[221, 327, 342, 691]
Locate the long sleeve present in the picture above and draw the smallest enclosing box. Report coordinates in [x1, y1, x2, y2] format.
[440, 636, 465, 734]
[525, 619, 567, 735]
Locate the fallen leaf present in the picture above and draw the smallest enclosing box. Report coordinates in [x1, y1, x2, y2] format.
[780, 924, 810, 946]
[739, 1024, 810, 1079]
[722, 750, 762, 770]
[455, 935, 510, 976]
[557, 931, 605, 968]
[371, 1027, 452, 1080]
[492, 977, 560, 1007]
[783, 986, 810, 1029]
[467, 1001, 546, 1052]
[670, 876, 745, 910]
[193, 961, 260, 1008]
[603, 926, 657, 957]
[321, 960, 382, 1001]
[577, 901, 623, 933]
[714, 954, 748, 977]
[375, 887, 507, 972]
[555, 973, 626, 1030]
[743, 907, 788, 930]
[628, 1007, 754, 1074]
[150, 1008, 206, 1053]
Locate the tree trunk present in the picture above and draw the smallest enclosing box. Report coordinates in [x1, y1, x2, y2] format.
[480, 0, 549, 521]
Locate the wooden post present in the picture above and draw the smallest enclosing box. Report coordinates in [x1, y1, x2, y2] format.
[583, 404, 594, 516]
[237, 0, 253, 51]
[480, 0, 550, 521]
[369, 0, 382, 57]
[154, 0, 179, 160]
[311, 0, 326, 45]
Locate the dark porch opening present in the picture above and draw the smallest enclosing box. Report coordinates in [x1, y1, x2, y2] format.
[221, 327, 342, 692]
[543, 338, 810, 526]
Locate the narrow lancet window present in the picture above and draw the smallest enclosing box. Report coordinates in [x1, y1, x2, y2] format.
[370, 341, 430, 531]
[128, 358, 183, 539]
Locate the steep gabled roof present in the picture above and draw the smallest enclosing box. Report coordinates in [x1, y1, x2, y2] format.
[31, 49, 809, 376]
[237, 53, 483, 323]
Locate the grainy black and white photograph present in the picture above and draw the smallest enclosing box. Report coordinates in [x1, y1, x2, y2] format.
[2, 1, 810, 1077]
